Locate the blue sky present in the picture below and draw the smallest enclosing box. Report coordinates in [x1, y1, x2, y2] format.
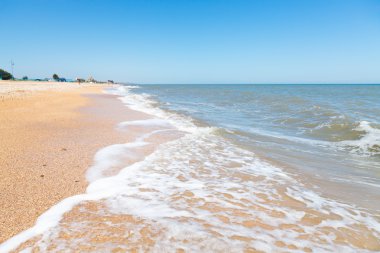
[1, 0, 380, 84]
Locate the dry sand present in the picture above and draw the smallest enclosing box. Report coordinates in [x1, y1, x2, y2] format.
[0, 81, 149, 242]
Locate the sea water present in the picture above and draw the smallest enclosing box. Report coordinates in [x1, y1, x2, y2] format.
[1, 84, 380, 252]
[131, 84, 380, 210]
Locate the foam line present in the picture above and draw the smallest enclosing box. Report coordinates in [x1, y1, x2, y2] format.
[0, 124, 176, 252]
[87, 128, 173, 182]
[118, 118, 173, 128]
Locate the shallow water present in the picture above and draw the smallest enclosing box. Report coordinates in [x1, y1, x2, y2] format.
[1, 84, 380, 252]
[132, 84, 380, 210]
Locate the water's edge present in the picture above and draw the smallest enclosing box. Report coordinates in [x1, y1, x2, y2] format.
[1, 84, 379, 252]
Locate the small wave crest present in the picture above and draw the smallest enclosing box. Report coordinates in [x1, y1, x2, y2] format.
[224, 119, 380, 157]
[338, 121, 380, 157]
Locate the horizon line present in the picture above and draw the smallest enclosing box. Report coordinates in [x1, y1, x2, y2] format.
[131, 83, 380, 85]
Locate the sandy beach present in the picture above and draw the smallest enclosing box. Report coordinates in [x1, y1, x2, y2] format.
[0, 81, 148, 242]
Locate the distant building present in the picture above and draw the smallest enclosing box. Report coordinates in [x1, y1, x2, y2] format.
[107, 80, 114, 84]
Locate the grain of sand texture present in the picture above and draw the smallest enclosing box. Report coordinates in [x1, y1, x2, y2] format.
[0, 81, 150, 242]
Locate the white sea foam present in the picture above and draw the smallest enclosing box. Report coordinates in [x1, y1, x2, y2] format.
[30, 129, 380, 251]
[338, 121, 380, 156]
[112, 85, 206, 133]
[1, 85, 380, 252]
[118, 118, 173, 129]
[85, 140, 146, 183]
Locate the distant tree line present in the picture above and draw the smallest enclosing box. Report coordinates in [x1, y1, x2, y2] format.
[0, 69, 113, 84]
[0, 69, 13, 80]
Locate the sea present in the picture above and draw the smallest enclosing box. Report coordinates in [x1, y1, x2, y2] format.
[131, 84, 380, 210]
[2, 84, 380, 252]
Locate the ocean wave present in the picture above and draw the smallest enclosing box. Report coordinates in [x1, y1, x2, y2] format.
[338, 121, 380, 157]
[223, 120, 380, 157]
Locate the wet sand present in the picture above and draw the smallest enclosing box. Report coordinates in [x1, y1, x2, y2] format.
[0, 82, 148, 242]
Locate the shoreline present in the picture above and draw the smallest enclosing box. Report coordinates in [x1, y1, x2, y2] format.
[0, 81, 149, 242]
[1, 82, 379, 251]
[0, 83, 184, 252]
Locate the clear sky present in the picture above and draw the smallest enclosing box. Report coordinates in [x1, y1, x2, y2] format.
[1, 0, 380, 84]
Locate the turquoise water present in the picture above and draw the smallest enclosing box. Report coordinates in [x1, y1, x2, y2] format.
[132, 84, 380, 209]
